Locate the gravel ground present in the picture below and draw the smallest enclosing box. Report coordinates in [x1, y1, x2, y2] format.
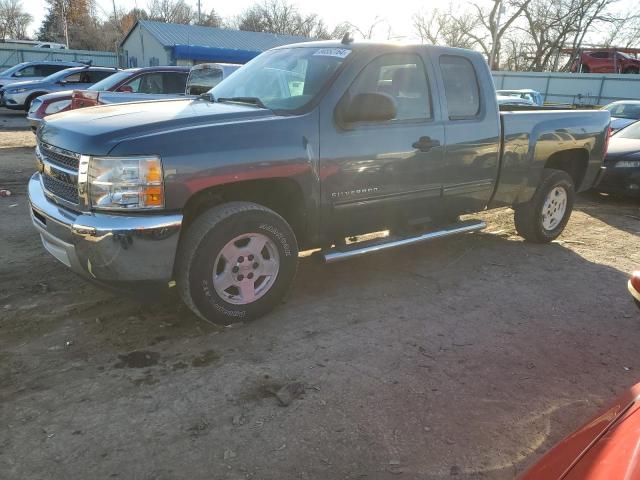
[1, 109, 640, 480]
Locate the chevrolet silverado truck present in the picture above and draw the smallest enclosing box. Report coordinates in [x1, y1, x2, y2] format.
[28, 40, 610, 325]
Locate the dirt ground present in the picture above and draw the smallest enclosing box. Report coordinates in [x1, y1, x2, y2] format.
[1, 109, 640, 480]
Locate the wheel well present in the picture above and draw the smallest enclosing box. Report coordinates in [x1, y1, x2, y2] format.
[181, 178, 308, 242]
[25, 92, 45, 108]
[544, 149, 589, 190]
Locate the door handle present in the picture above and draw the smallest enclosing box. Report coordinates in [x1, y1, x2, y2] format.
[412, 136, 441, 152]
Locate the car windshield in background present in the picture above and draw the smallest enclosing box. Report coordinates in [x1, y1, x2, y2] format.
[605, 103, 640, 120]
[88, 70, 131, 91]
[0, 63, 27, 76]
[210, 47, 351, 113]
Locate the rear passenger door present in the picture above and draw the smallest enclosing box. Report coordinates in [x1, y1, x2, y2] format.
[437, 54, 500, 216]
[59, 71, 87, 89]
[321, 51, 446, 237]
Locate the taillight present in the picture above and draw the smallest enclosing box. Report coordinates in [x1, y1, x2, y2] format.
[631, 272, 640, 294]
[604, 125, 612, 155]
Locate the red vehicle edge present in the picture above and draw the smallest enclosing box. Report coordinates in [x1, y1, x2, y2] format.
[520, 382, 640, 479]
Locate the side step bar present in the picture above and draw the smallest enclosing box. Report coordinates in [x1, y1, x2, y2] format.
[322, 219, 486, 264]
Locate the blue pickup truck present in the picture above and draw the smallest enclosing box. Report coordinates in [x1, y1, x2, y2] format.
[28, 40, 610, 325]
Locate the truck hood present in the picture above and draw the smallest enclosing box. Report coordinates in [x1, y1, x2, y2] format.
[39, 98, 275, 156]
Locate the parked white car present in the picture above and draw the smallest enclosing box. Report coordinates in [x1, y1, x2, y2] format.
[496, 95, 536, 106]
[34, 42, 67, 50]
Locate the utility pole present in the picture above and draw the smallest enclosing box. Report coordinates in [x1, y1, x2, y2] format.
[112, 0, 118, 25]
[488, 1, 505, 70]
[60, 0, 69, 48]
[197, 0, 201, 23]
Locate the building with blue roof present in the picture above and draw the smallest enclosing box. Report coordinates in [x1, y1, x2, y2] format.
[118, 20, 311, 67]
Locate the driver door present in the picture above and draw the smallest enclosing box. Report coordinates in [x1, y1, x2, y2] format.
[320, 52, 446, 238]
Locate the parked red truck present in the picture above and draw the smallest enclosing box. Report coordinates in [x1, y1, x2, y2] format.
[569, 48, 640, 74]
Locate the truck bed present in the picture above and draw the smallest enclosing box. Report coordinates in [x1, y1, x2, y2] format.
[491, 109, 610, 207]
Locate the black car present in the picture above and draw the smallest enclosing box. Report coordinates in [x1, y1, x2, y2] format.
[598, 122, 640, 197]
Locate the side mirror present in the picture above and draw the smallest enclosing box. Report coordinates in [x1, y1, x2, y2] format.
[340, 92, 397, 124]
[117, 85, 134, 93]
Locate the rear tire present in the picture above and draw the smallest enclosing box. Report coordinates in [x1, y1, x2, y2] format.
[625, 67, 640, 74]
[514, 169, 575, 243]
[176, 202, 298, 325]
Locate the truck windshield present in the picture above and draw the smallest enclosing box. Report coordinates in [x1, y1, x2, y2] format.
[210, 46, 351, 113]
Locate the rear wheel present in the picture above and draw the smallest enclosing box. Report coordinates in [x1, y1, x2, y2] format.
[514, 169, 575, 243]
[625, 67, 640, 74]
[176, 202, 298, 325]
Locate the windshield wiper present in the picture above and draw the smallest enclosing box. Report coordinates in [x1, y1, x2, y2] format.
[217, 96, 267, 109]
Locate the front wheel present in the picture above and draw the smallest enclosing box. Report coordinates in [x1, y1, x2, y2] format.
[176, 202, 298, 325]
[514, 169, 575, 243]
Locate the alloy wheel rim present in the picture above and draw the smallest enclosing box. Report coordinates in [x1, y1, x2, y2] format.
[541, 186, 568, 231]
[212, 233, 280, 305]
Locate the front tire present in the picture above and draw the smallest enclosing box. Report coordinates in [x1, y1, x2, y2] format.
[514, 169, 575, 243]
[24, 93, 42, 112]
[176, 202, 298, 325]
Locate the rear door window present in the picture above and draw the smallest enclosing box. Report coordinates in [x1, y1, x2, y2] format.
[42, 65, 69, 76]
[439, 55, 481, 120]
[123, 72, 187, 94]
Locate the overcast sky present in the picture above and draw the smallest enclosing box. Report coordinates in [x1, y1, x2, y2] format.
[27, 0, 640, 42]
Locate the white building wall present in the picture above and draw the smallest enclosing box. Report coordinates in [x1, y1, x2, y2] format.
[492, 70, 640, 106]
[120, 24, 173, 68]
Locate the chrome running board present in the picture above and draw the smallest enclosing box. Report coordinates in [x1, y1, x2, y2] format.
[322, 220, 486, 264]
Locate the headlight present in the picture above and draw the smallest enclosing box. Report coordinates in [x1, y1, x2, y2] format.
[615, 160, 640, 168]
[28, 98, 43, 114]
[44, 99, 71, 115]
[88, 156, 164, 210]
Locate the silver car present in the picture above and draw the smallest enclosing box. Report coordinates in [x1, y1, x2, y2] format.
[0, 61, 82, 90]
[1, 66, 117, 111]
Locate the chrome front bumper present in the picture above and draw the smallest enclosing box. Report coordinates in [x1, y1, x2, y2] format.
[26, 114, 41, 131]
[28, 173, 183, 282]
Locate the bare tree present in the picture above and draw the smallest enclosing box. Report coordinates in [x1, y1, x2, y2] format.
[197, 8, 222, 28]
[346, 16, 387, 40]
[470, 0, 532, 68]
[0, 0, 32, 39]
[146, 0, 192, 24]
[234, 0, 331, 37]
[413, 8, 481, 49]
[500, 0, 626, 71]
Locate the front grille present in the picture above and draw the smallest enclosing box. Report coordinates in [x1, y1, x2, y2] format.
[38, 140, 81, 207]
[42, 174, 79, 204]
[40, 143, 79, 170]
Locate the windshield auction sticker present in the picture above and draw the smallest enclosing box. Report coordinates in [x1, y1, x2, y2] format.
[313, 48, 352, 58]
